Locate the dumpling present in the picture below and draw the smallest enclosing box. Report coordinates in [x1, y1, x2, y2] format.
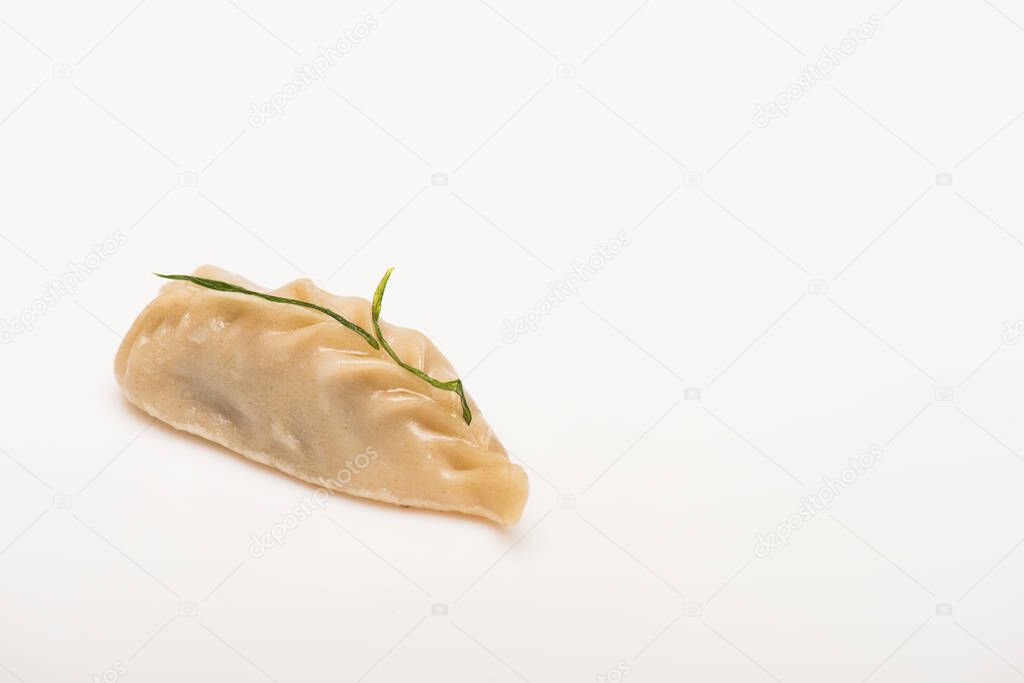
[114, 265, 528, 525]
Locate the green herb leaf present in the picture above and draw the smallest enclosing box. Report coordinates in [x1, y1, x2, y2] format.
[155, 273, 380, 350]
[372, 268, 472, 425]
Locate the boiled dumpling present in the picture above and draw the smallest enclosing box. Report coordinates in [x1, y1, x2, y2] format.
[114, 265, 528, 525]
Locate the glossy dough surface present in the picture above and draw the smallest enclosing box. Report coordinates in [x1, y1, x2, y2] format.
[115, 266, 528, 525]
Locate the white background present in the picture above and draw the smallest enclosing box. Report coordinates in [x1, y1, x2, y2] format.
[2, 0, 1024, 681]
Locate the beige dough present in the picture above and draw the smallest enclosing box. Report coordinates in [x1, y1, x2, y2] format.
[114, 265, 528, 525]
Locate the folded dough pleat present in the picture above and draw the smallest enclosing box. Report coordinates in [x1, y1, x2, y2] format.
[115, 265, 528, 525]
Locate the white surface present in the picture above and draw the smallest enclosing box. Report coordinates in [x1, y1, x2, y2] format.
[2, 1, 1024, 681]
